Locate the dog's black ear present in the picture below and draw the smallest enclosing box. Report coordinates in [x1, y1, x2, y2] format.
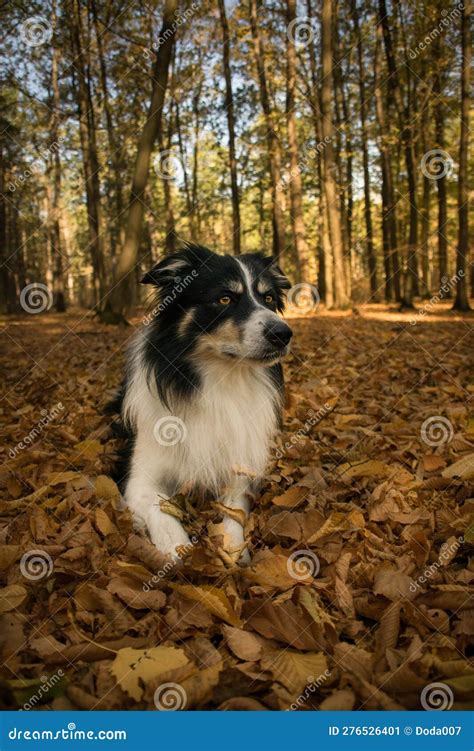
[260, 255, 291, 290]
[141, 253, 192, 286]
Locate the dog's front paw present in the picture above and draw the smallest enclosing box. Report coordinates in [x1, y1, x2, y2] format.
[223, 516, 250, 565]
[147, 504, 191, 562]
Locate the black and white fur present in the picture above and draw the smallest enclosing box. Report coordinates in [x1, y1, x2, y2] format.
[113, 244, 292, 563]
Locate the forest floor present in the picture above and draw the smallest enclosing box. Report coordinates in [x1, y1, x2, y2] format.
[0, 303, 473, 711]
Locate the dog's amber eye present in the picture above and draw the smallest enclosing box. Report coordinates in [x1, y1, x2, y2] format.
[264, 293, 274, 304]
[219, 295, 231, 305]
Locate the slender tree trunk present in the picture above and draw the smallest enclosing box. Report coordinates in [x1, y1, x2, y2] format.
[50, 0, 66, 312]
[321, 0, 349, 308]
[351, 0, 378, 301]
[159, 104, 177, 255]
[218, 0, 241, 255]
[175, 97, 194, 232]
[191, 76, 203, 238]
[91, 0, 124, 253]
[71, 0, 106, 306]
[249, 0, 286, 259]
[434, 71, 449, 289]
[420, 106, 431, 297]
[378, 0, 418, 306]
[103, 0, 178, 321]
[453, 0, 471, 310]
[374, 24, 401, 302]
[285, 0, 316, 282]
[0, 146, 16, 312]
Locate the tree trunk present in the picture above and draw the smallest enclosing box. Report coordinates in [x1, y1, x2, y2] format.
[102, 0, 178, 322]
[218, 0, 241, 255]
[285, 0, 316, 282]
[434, 71, 449, 290]
[378, 0, 418, 307]
[50, 0, 66, 312]
[453, 0, 471, 311]
[249, 0, 286, 259]
[91, 0, 124, 254]
[71, 0, 106, 306]
[351, 0, 378, 301]
[374, 23, 401, 302]
[321, 0, 349, 308]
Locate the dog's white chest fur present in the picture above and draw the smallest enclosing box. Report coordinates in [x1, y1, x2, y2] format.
[125, 355, 278, 495]
[177, 360, 278, 491]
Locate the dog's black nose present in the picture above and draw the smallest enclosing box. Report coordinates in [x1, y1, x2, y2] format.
[263, 321, 293, 348]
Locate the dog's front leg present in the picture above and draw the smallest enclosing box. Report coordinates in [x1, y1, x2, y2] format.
[124, 434, 190, 562]
[221, 477, 253, 564]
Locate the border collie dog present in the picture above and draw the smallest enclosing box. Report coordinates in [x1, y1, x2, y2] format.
[115, 244, 292, 563]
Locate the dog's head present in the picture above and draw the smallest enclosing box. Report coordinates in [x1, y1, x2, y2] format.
[142, 244, 293, 366]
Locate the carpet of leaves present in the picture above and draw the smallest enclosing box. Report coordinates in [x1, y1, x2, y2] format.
[0, 306, 473, 711]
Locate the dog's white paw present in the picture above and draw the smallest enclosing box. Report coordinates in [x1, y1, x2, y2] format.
[147, 504, 191, 562]
[223, 516, 250, 565]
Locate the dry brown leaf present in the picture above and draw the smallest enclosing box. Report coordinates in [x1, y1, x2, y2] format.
[110, 646, 189, 701]
[0, 585, 27, 613]
[170, 584, 242, 626]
